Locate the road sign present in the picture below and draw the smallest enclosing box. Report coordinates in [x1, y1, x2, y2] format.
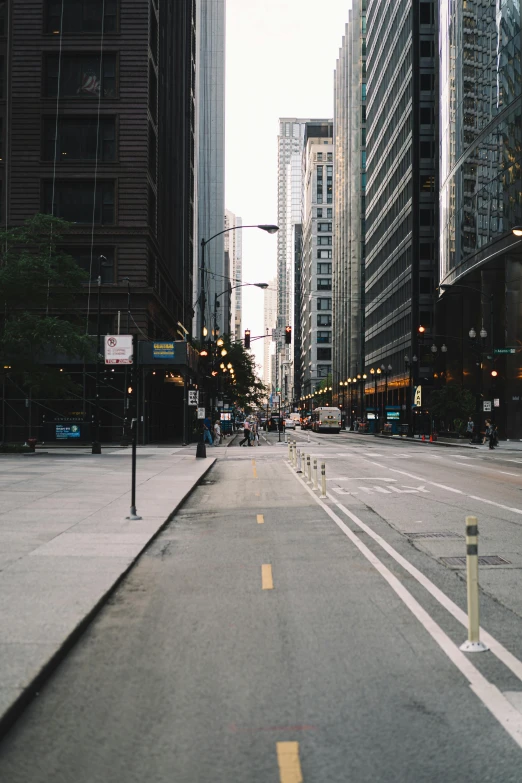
[413, 386, 422, 407]
[494, 398, 500, 408]
[105, 335, 133, 365]
[483, 400, 492, 412]
[494, 348, 516, 354]
[197, 407, 206, 419]
[188, 390, 198, 407]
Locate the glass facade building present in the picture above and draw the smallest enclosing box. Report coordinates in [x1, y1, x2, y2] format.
[365, 0, 438, 416]
[333, 1, 366, 406]
[439, 0, 522, 438]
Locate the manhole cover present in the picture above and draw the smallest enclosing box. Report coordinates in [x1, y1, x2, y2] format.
[440, 555, 511, 567]
[408, 531, 464, 540]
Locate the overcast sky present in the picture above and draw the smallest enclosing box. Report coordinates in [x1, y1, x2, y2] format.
[225, 0, 352, 370]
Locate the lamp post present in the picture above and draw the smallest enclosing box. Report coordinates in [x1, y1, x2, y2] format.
[380, 364, 392, 425]
[339, 381, 347, 428]
[213, 282, 269, 336]
[468, 325, 489, 442]
[369, 367, 382, 433]
[199, 225, 278, 340]
[92, 254, 111, 455]
[404, 354, 418, 437]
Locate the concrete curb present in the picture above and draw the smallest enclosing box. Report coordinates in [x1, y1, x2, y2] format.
[0, 457, 217, 740]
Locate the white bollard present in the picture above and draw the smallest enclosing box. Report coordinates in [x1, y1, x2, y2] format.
[291, 443, 296, 467]
[320, 461, 327, 498]
[306, 454, 312, 484]
[460, 516, 488, 653]
[285, 432, 288, 444]
[313, 458, 318, 491]
[296, 448, 302, 473]
[288, 440, 291, 461]
[308, 432, 311, 443]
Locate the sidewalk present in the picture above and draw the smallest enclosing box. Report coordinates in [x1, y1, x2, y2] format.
[0, 447, 216, 736]
[339, 431, 522, 451]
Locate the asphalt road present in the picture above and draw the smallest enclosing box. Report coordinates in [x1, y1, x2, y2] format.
[1, 434, 522, 781]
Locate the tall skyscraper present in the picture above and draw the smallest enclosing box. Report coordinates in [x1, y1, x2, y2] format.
[276, 118, 329, 407]
[196, 0, 226, 339]
[333, 4, 366, 408]
[300, 122, 334, 397]
[224, 209, 243, 340]
[365, 0, 437, 419]
[263, 279, 277, 391]
[439, 0, 522, 439]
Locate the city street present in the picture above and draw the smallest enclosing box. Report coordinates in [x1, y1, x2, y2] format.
[1, 434, 522, 780]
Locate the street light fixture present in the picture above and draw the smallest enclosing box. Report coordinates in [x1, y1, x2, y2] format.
[512, 226, 522, 237]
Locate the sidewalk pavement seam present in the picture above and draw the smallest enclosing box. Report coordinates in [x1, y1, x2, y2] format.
[0, 456, 216, 741]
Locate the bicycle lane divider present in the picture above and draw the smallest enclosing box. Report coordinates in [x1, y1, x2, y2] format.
[252, 459, 258, 479]
[283, 461, 522, 748]
[276, 741, 303, 783]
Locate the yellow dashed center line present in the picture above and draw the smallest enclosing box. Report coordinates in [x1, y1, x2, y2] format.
[252, 460, 258, 479]
[257, 514, 264, 524]
[262, 564, 273, 590]
[277, 742, 303, 783]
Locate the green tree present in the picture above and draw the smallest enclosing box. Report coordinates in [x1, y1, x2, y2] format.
[0, 214, 92, 393]
[428, 385, 475, 431]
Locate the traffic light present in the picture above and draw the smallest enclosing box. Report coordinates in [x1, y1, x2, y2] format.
[244, 329, 251, 349]
[491, 370, 499, 378]
[418, 325, 426, 334]
[285, 325, 292, 344]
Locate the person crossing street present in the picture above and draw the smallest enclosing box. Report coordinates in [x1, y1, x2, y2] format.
[239, 420, 252, 447]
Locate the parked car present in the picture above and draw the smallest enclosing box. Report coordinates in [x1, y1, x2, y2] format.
[284, 418, 296, 430]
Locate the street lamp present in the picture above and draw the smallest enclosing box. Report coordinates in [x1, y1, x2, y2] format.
[200, 225, 278, 339]
[404, 354, 418, 437]
[369, 367, 382, 433]
[380, 364, 392, 424]
[92, 254, 111, 455]
[512, 226, 522, 237]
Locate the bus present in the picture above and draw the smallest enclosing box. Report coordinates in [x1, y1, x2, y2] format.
[311, 407, 342, 434]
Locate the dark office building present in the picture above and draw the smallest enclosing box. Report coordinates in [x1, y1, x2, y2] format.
[439, 0, 522, 439]
[364, 0, 438, 419]
[1, 0, 198, 443]
[293, 223, 302, 404]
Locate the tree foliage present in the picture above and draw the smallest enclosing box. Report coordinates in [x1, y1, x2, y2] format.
[428, 384, 475, 430]
[222, 337, 267, 410]
[0, 214, 93, 392]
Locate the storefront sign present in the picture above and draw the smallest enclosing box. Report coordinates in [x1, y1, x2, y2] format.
[153, 342, 175, 360]
[56, 424, 81, 440]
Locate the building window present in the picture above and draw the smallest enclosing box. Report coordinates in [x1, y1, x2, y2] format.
[317, 348, 332, 360]
[317, 331, 331, 344]
[420, 242, 433, 260]
[45, 53, 117, 97]
[327, 152, 333, 161]
[0, 3, 5, 36]
[317, 222, 332, 232]
[63, 247, 115, 283]
[47, 0, 118, 34]
[419, 208, 434, 226]
[327, 208, 332, 218]
[420, 140, 434, 158]
[317, 262, 332, 274]
[317, 250, 332, 259]
[317, 152, 323, 161]
[361, 150, 367, 168]
[420, 174, 435, 192]
[317, 314, 332, 326]
[361, 127, 366, 145]
[420, 107, 434, 125]
[419, 2, 434, 24]
[44, 181, 115, 224]
[420, 40, 434, 57]
[317, 298, 332, 310]
[317, 236, 332, 245]
[362, 83, 366, 101]
[43, 117, 116, 161]
[317, 365, 331, 378]
[420, 73, 435, 91]
[317, 279, 332, 291]
[317, 208, 323, 218]
[148, 184, 157, 234]
[419, 276, 433, 294]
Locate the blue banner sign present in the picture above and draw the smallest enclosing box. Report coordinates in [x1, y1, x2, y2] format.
[56, 424, 81, 439]
[153, 342, 175, 360]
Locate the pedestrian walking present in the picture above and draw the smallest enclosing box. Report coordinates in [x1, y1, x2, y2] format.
[213, 419, 221, 446]
[239, 420, 252, 447]
[466, 416, 474, 442]
[484, 419, 494, 448]
[253, 421, 260, 446]
[203, 414, 213, 446]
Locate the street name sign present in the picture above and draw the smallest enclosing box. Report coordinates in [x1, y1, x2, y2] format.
[105, 335, 133, 365]
[494, 348, 516, 354]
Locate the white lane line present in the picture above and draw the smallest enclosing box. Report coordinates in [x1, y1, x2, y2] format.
[326, 477, 397, 482]
[500, 472, 519, 477]
[285, 463, 522, 748]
